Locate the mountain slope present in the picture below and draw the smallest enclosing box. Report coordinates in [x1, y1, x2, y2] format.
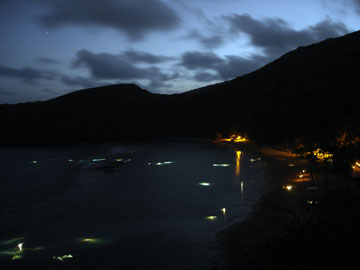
[179, 30, 360, 142]
[1, 30, 360, 146]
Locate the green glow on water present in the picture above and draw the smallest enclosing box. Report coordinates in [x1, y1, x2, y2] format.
[206, 216, 217, 220]
[11, 254, 22, 260]
[0, 247, 23, 261]
[213, 163, 231, 167]
[0, 237, 45, 261]
[80, 238, 100, 243]
[77, 237, 105, 245]
[27, 246, 45, 252]
[0, 237, 25, 245]
[92, 158, 106, 162]
[163, 161, 173, 164]
[0, 250, 16, 256]
[155, 161, 174, 166]
[53, 254, 73, 261]
[198, 182, 211, 186]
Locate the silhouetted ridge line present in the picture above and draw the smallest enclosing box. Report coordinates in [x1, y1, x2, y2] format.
[1, 30, 360, 146]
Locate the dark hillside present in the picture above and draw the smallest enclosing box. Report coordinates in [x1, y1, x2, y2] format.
[181, 30, 360, 143]
[1, 31, 360, 146]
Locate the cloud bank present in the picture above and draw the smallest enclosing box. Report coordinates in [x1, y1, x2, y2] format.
[33, 0, 180, 39]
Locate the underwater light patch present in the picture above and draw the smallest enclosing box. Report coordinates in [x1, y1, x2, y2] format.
[0, 237, 26, 245]
[198, 182, 211, 186]
[53, 254, 73, 261]
[155, 161, 174, 166]
[80, 238, 100, 243]
[92, 158, 106, 162]
[0, 238, 44, 261]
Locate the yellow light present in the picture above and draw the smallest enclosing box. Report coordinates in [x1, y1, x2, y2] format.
[115, 158, 123, 162]
[288, 164, 295, 167]
[233, 136, 247, 143]
[307, 200, 318, 205]
[235, 151, 241, 177]
[221, 208, 226, 215]
[312, 149, 333, 161]
[283, 185, 293, 191]
[218, 135, 248, 143]
[206, 216, 217, 220]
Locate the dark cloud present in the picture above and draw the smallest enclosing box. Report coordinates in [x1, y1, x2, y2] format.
[225, 14, 349, 58]
[35, 57, 61, 65]
[180, 50, 267, 82]
[73, 49, 146, 80]
[147, 80, 172, 90]
[183, 15, 349, 82]
[0, 87, 15, 104]
[0, 90, 14, 96]
[61, 75, 98, 88]
[187, 30, 225, 49]
[33, 0, 180, 39]
[216, 55, 267, 80]
[351, 0, 360, 13]
[0, 65, 57, 83]
[194, 71, 220, 82]
[72, 49, 178, 90]
[309, 19, 349, 41]
[180, 51, 224, 70]
[200, 35, 224, 49]
[122, 50, 175, 64]
[42, 88, 53, 92]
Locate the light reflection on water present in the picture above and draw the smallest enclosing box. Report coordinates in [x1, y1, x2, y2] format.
[235, 151, 242, 180]
[0, 140, 264, 269]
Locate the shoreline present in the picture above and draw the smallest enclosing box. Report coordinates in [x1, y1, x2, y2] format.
[214, 142, 360, 270]
[214, 142, 322, 270]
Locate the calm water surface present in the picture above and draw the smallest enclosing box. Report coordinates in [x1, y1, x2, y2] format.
[0, 139, 264, 269]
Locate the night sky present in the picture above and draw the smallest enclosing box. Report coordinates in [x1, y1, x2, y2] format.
[0, 0, 359, 104]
